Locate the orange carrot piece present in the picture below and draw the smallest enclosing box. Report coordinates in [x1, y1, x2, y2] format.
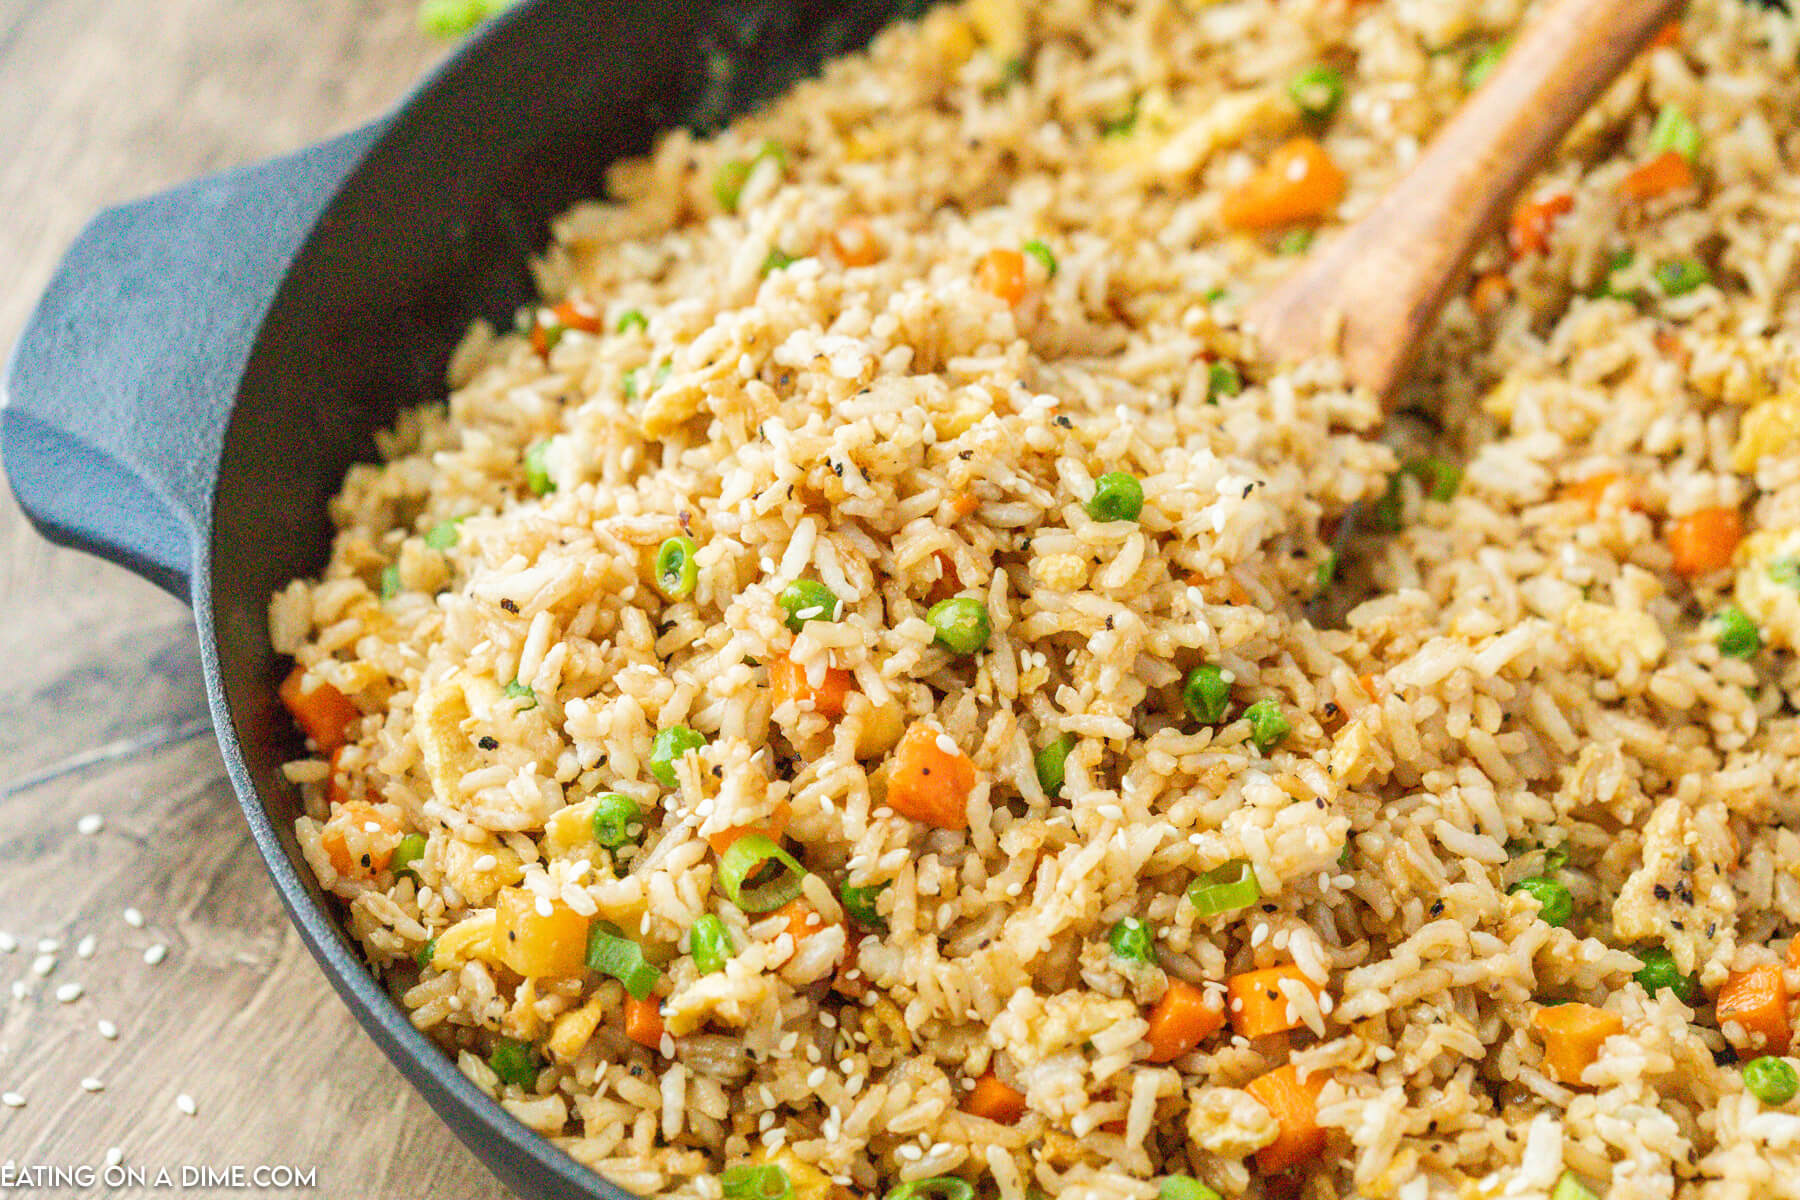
[327, 745, 357, 809]
[624, 994, 666, 1049]
[1245, 1064, 1328, 1174]
[774, 898, 839, 950]
[1145, 979, 1226, 1063]
[704, 799, 793, 857]
[951, 492, 981, 518]
[1787, 939, 1800, 972]
[1559, 472, 1641, 514]
[964, 1072, 1028, 1124]
[1227, 965, 1322, 1039]
[1667, 506, 1743, 578]
[926, 551, 963, 606]
[1619, 150, 1696, 202]
[977, 248, 1028, 305]
[1469, 271, 1511, 317]
[1533, 1003, 1625, 1085]
[887, 722, 976, 830]
[828, 217, 883, 267]
[768, 654, 855, 721]
[1650, 20, 1681, 48]
[1507, 192, 1574, 258]
[279, 665, 360, 754]
[1717, 964, 1791, 1056]
[1654, 329, 1691, 370]
[319, 800, 402, 878]
[1220, 138, 1346, 232]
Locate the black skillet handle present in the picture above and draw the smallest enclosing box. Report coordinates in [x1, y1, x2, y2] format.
[0, 122, 386, 601]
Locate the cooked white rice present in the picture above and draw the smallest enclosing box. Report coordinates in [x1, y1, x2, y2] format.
[269, 0, 1800, 1194]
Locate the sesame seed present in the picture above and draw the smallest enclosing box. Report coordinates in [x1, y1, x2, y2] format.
[76, 814, 104, 836]
[2, 1093, 23, 1108]
[659, 1034, 675, 1057]
[80, 1078, 103, 1093]
[123, 908, 144, 929]
[55, 983, 83, 1004]
[806, 1067, 827, 1087]
[37, 939, 58, 954]
[105, 1148, 123, 1168]
[143, 944, 167, 966]
[31, 955, 55, 978]
[472, 855, 497, 872]
[76, 936, 96, 960]
[0, 933, 13, 953]
[362, 821, 383, 834]
[8, 983, 23, 1000]
[534, 896, 554, 918]
[897, 1144, 922, 1161]
[98, 1020, 118, 1040]
[934, 733, 959, 756]
[795, 606, 824, 620]
[175, 1094, 197, 1116]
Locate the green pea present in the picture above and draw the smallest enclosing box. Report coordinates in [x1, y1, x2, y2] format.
[616, 309, 648, 334]
[1207, 360, 1242, 401]
[1108, 917, 1154, 963]
[655, 536, 700, 601]
[926, 597, 992, 656]
[1287, 64, 1344, 121]
[1276, 228, 1314, 255]
[779, 579, 840, 633]
[1463, 40, 1509, 91]
[380, 564, 402, 602]
[649, 726, 707, 788]
[1034, 732, 1076, 798]
[488, 1038, 539, 1090]
[524, 439, 555, 496]
[689, 914, 733, 975]
[1550, 1173, 1598, 1200]
[1086, 471, 1145, 523]
[1744, 1056, 1798, 1106]
[1022, 239, 1057, 278]
[1655, 259, 1710, 297]
[1509, 876, 1574, 927]
[761, 248, 798, 274]
[391, 833, 428, 878]
[1243, 698, 1291, 752]
[1182, 664, 1233, 725]
[591, 793, 642, 849]
[1159, 1177, 1224, 1200]
[840, 880, 889, 930]
[1632, 945, 1699, 1005]
[1710, 605, 1761, 658]
[424, 518, 463, 550]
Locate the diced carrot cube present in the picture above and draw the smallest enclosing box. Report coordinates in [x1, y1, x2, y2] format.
[1145, 979, 1226, 1063]
[279, 665, 360, 754]
[1619, 150, 1695, 202]
[977, 249, 1028, 305]
[1533, 1002, 1625, 1085]
[625, 994, 665, 1049]
[704, 799, 793, 857]
[1245, 1064, 1328, 1174]
[1666, 506, 1743, 578]
[1227, 965, 1323, 1039]
[963, 1072, 1027, 1124]
[828, 217, 883, 267]
[1220, 138, 1346, 232]
[1717, 964, 1791, 1056]
[1507, 192, 1573, 258]
[886, 722, 976, 830]
[319, 800, 402, 878]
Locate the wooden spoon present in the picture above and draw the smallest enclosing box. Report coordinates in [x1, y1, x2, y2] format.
[1246, 0, 1684, 397]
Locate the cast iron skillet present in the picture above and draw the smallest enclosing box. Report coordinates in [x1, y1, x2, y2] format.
[0, 0, 915, 1194]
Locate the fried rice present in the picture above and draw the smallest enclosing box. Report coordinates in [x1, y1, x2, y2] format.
[267, 0, 1800, 1194]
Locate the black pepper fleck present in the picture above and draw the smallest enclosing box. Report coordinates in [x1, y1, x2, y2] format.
[500, 599, 520, 614]
[477, 735, 499, 751]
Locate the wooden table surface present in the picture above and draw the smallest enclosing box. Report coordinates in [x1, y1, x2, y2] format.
[0, 1, 512, 1195]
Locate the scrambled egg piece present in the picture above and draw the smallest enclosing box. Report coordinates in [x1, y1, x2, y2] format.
[1733, 395, 1800, 473]
[1735, 527, 1800, 651]
[1561, 601, 1666, 677]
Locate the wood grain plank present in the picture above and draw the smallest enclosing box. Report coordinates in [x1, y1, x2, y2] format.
[0, 0, 512, 1194]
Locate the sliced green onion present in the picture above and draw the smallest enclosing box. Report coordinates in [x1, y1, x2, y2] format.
[1655, 259, 1710, 297]
[840, 879, 889, 930]
[649, 725, 708, 788]
[1108, 916, 1154, 963]
[591, 793, 642, 849]
[391, 833, 428, 878]
[721, 1164, 792, 1200]
[1276, 228, 1314, 255]
[761, 248, 798, 274]
[712, 142, 785, 214]
[1649, 105, 1700, 163]
[1100, 96, 1140, 137]
[424, 518, 463, 550]
[1188, 859, 1262, 916]
[585, 921, 661, 999]
[1022, 239, 1058, 278]
[1159, 1177, 1224, 1200]
[415, 937, 437, 969]
[380, 564, 403, 602]
[487, 1038, 539, 1089]
[1710, 605, 1761, 658]
[1207, 360, 1243, 401]
[1287, 65, 1345, 121]
[1035, 732, 1076, 798]
[1375, 456, 1461, 530]
[417, 0, 516, 39]
[717, 833, 807, 913]
[503, 679, 537, 711]
[655, 536, 700, 600]
[689, 913, 733, 975]
[1463, 40, 1509, 91]
[1315, 550, 1339, 590]
[616, 308, 648, 334]
[1770, 558, 1800, 589]
[883, 1180, 975, 1200]
[524, 439, 555, 496]
[1550, 1172, 1598, 1200]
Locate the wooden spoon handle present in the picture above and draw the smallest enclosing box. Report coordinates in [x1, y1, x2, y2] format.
[1247, 0, 1684, 396]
